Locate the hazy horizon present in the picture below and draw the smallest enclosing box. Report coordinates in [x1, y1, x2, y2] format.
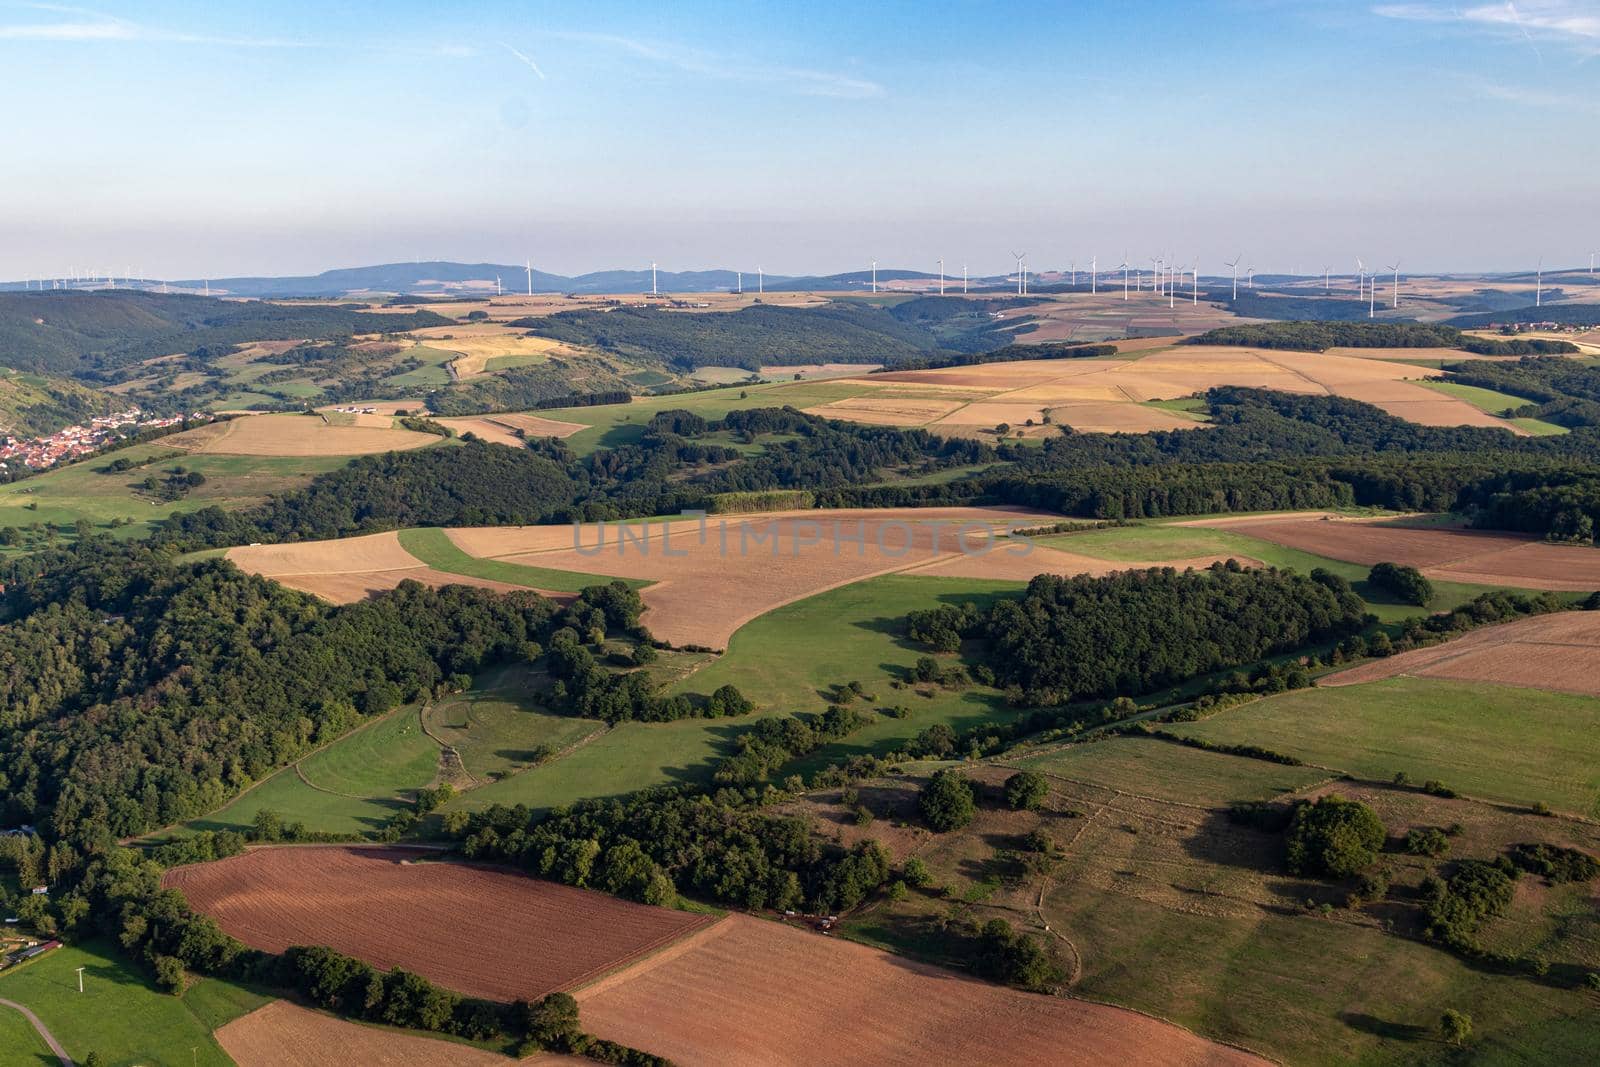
[5, 0, 1598, 279]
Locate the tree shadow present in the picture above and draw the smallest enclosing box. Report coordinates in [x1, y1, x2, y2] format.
[1338, 1012, 1430, 1041]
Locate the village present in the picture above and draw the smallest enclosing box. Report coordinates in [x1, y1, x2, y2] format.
[0, 407, 200, 471]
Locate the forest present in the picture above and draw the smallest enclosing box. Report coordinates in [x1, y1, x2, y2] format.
[510, 302, 951, 370]
[0, 290, 449, 378]
[906, 563, 1367, 705]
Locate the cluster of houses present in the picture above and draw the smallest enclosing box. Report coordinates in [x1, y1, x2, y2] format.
[330, 405, 380, 415]
[0, 408, 196, 470]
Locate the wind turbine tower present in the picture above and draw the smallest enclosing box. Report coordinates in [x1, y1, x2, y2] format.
[1246, 266, 1255, 291]
[758, 266, 764, 294]
[870, 260, 877, 294]
[1011, 251, 1025, 297]
[1192, 263, 1199, 305]
[1536, 259, 1543, 308]
[1091, 255, 1098, 295]
[963, 262, 968, 294]
[1119, 258, 1130, 301]
[1387, 262, 1400, 308]
[525, 259, 533, 296]
[1226, 255, 1241, 300]
[495, 276, 502, 297]
[652, 262, 658, 296]
[937, 258, 945, 296]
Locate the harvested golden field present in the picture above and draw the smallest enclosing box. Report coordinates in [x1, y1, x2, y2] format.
[165, 846, 715, 1003]
[1321, 610, 1600, 695]
[170, 413, 440, 456]
[1185, 513, 1600, 590]
[217, 1001, 546, 1067]
[805, 346, 1516, 436]
[576, 914, 1264, 1067]
[759, 362, 883, 379]
[911, 542, 1259, 581]
[232, 508, 1271, 645]
[227, 531, 419, 575]
[436, 412, 588, 446]
[225, 532, 540, 603]
[417, 331, 577, 378]
[460, 507, 1051, 647]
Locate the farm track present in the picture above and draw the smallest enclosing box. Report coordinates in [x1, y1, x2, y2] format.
[0, 998, 71, 1065]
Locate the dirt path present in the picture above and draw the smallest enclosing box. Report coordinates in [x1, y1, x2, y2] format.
[0, 997, 72, 1065]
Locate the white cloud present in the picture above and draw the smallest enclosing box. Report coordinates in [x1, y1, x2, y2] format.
[541, 29, 884, 99]
[1373, 1, 1600, 54]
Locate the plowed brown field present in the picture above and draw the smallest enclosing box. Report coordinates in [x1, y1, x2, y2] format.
[217, 1001, 542, 1067]
[1186, 514, 1600, 591]
[576, 914, 1267, 1067]
[1320, 610, 1600, 695]
[165, 847, 713, 1002]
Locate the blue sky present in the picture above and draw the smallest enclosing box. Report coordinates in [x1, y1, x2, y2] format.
[2, 0, 1597, 278]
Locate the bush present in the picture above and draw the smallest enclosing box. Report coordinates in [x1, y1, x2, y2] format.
[1368, 561, 1434, 606]
[1405, 827, 1450, 858]
[1003, 770, 1049, 811]
[902, 857, 933, 888]
[1284, 796, 1386, 878]
[918, 770, 976, 832]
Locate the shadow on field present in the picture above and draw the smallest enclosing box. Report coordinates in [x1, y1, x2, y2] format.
[1339, 1012, 1430, 1041]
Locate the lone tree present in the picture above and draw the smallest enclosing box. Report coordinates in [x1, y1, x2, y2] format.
[1284, 795, 1386, 878]
[919, 769, 976, 832]
[1440, 1008, 1472, 1047]
[1003, 770, 1050, 811]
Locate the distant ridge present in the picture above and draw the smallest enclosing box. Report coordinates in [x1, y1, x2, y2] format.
[0, 262, 1001, 298]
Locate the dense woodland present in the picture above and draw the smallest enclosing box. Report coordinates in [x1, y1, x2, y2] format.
[0, 544, 729, 845]
[0, 291, 449, 378]
[906, 564, 1366, 704]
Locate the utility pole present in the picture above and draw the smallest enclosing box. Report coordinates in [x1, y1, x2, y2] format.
[77, 966, 85, 993]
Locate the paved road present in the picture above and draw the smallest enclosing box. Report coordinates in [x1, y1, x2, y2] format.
[0, 997, 72, 1065]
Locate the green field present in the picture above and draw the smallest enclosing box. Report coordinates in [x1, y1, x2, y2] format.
[421, 662, 604, 784]
[0, 446, 348, 546]
[0, 940, 269, 1067]
[1007, 735, 1329, 806]
[1167, 677, 1600, 816]
[183, 664, 601, 838]
[532, 378, 875, 455]
[1036, 880, 1598, 1067]
[1142, 396, 1210, 421]
[396, 527, 650, 592]
[1041, 520, 1535, 623]
[1422, 380, 1568, 435]
[444, 574, 1027, 816]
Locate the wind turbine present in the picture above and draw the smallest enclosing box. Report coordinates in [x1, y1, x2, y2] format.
[870, 260, 877, 294]
[736, 270, 743, 295]
[1192, 262, 1200, 305]
[1246, 266, 1255, 291]
[1386, 261, 1401, 308]
[651, 262, 658, 296]
[1536, 258, 1543, 308]
[1069, 261, 1076, 287]
[1225, 255, 1241, 300]
[1119, 258, 1130, 301]
[1169, 263, 1180, 309]
[937, 258, 945, 296]
[495, 275, 502, 297]
[1590, 251, 1597, 277]
[525, 259, 533, 296]
[1011, 251, 1026, 296]
[1090, 255, 1098, 295]
[963, 262, 968, 294]
[758, 266, 764, 295]
[1368, 270, 1378, 319]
